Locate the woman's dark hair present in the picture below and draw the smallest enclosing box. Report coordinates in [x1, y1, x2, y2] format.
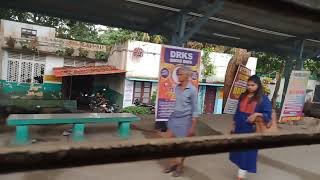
[244, 75, 264, 103]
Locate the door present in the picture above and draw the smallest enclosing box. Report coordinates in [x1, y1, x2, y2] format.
[204, 86, 216, 114]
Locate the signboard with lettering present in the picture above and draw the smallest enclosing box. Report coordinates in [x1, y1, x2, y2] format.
[224, 65, 251, 114]
[279, 70, 310, 122]
[156, 45, 201, 121]
[53, 65, 126, 77]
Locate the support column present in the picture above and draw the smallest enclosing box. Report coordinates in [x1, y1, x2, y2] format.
[281, 58, 293, 109]
[295, 40, 305, 70]
[281, 40, 305, 109]
[170, 13, 186, 46]
[170, 0, 224, 46]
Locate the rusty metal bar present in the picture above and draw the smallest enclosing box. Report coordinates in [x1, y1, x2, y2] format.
[1, 131, 320, 174]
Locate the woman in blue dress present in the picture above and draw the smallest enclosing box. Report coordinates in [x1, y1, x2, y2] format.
[229, 75, 272, 180]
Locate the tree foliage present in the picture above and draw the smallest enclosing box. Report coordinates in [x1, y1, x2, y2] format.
[253, 51, 320, 78]
[201, 47, 216, 78]
[304, 58, 320, 78]
[253, 52, 285, 74]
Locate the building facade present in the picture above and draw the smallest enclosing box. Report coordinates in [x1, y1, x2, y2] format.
[108, 40, 258, 114]
[0, 20, 125, 111]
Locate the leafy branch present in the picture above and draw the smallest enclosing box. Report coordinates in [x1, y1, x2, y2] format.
[201, 47, 216, 79]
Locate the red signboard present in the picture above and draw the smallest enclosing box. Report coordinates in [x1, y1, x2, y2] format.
[53, 65, 126, 77]
[224, 65, 251, 114]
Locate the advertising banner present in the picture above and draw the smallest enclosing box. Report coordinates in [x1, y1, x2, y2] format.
[224, 65, 251, 114]
[280, 70, 310, 122]
[156, 45, 201, 121]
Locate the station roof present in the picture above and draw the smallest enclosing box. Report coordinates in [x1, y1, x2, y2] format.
[2, 0, 320, 57]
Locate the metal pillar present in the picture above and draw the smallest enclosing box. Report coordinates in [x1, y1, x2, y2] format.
[170, 0, 224, 46]
[280, 40, 305, 109]
[170, 13, 186, 46]
[295, 40, 305, 70]
[177, 0, 224, 45]
[280, 57, 293, 109]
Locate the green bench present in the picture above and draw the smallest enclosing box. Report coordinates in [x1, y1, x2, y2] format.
[7, 113, 140, 145]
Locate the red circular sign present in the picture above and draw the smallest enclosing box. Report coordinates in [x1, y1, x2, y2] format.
[133, 47, 144, 58]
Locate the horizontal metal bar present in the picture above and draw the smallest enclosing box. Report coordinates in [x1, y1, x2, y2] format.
[1, 131, 320, 173]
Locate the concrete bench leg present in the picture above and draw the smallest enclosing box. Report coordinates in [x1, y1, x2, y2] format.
[72, 123, 85, 142]
[15, 126, 29, 145]
[118, 122, 130, 138]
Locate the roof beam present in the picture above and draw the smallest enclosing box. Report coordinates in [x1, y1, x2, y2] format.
[176, 0, 224, 45]
[147, 0, 205, 34]
[281, 0, 320, 11]
[192, 33, 298, 56]
[304, 48, 320, 60]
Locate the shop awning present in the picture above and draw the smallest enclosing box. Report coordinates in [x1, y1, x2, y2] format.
[53, 65, 126, 77]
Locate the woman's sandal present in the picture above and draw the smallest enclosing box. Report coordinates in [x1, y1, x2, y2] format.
[172, 168, 183, 177]
[163, 165, 177, 174]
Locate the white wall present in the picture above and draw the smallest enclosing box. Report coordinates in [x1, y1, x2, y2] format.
[107, 42, 128, 70]
[0, 50, 6, 80]
[125, 41, 161, 79]
[1, 19, 56, 38]
[0, 50, 3, 78]
[123, 80, 134, 108]
[200, 52, 257, 83]
[246, 57, 258, 75]
[45, 56, 64, 75]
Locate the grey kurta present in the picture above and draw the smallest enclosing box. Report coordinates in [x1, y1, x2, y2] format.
[168, 83, 199, 137]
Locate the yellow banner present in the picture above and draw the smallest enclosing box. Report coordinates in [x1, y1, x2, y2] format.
[44, 75, 62, 83]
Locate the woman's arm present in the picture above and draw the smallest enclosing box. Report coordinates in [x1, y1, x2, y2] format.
[248, 96, 272, 123]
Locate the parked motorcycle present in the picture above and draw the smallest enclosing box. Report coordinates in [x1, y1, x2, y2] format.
[89, 96, 119, 113]
[134, 99, 155, 114]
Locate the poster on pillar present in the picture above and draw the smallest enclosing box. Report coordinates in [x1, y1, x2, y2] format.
[224, 65, 251, 114]
[156, 45, 201, 121]
[279, 70, 310, 123]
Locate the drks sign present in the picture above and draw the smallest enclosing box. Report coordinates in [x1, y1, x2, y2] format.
[156, 45, 201, 121]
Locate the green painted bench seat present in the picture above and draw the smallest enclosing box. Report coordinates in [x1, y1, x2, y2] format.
[7, 113, 140, 145]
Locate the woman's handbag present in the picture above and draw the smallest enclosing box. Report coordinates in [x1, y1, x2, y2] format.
[255, 109, 278, 134]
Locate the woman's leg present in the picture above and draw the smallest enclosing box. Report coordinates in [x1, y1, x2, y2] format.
[237, 168, 247, 180]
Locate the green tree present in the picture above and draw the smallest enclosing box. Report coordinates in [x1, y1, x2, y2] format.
[304, 58, 320, 78]
[67, 21, 101, 42]
[253, 51, 320, 78]
[100, 29, 140, 45]
[253, 52, 285, 74]
[201, 47, 216, 79]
